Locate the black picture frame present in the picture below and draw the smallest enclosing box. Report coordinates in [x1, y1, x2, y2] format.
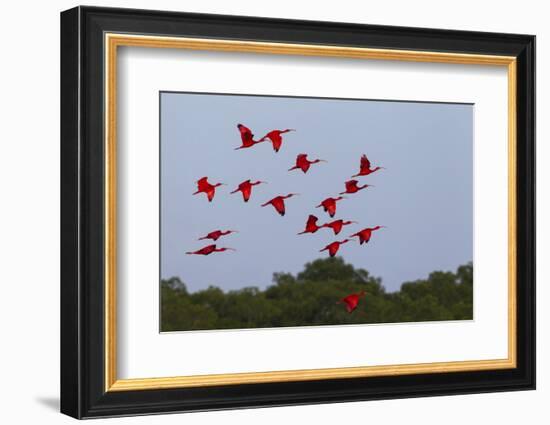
[61, 5, 535, 419]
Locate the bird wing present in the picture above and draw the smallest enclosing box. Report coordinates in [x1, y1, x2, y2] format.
[264, 131, 283, 151]
[325, 200, 336, 217]
[197, 176, 209, 190]
[360, 154, 371, 171]
[241, 185, 252, 201]
[305, 215, 318, 229]
[207, 188, 216, 202]
[345, 180, 357, 191]
[272, 197, 285, 215]
[238, 124, 254, 142]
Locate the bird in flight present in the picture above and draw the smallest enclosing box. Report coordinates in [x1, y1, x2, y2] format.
[259, 129, 295, 152]
[320, 239, 350, 257]
[316, 196, 346, 218]
[352, 154, 385, 177]
[349, 226, 386, 244]
[261, 193, 299, 216]
[297, 214, 324, 235]
[337, 290, 367, 313]
[186, 244, 236, 255]
[230, 179, 267, 202]
[234, 124, 265, 150]
[198, 229, 238, 242]
[193, 177, 224, 202]
[288, 154, 326, 173]
[340, 180, 373, 195]
[322, 219, 357, 235]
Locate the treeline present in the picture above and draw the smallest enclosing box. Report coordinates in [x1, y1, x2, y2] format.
[161, 257, 473, 332]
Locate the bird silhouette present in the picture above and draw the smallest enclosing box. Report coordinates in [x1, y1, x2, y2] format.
[259, 129, 295, 152]
[352, 154, 385, 177]
[297, 214, 324, 235]
[193, 177, 224, 202]
[186, 244, 236, 255]
[340, 180, 373, 195]
[288, 154, 326, 173]
[198, 229, 238, 242]
[322, 219, 357, 235]
[320, 239, 350, 257]
[261, 193, 299, 216]
[230, 179, 267, 202]
[337, 290, 367, 313]
[234, 124, 265, 150]
[316, 196, 346, 218]
[350, 226, 386, 244]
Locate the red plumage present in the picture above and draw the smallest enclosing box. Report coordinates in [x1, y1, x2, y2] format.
[319, 239, 350, 257]
[316, 196, 345, 218]
[322, 219, 356, 235]
[340, 179, 371, 195]
[193, 177, 223, 202]
[261, 193, 298, 216]
[350, 226, 385, 244]
[352, 154, 384, 177]
[186, 244, 235, 255]
[198, 229, 237, 242]
[298, 214, 323, 235]
[230, 179, 266, 202]
[337, 290, 366, 313]
[259, 129, 295, 152]
[288, 153, 325, 173]
[235, 124, 264, 150]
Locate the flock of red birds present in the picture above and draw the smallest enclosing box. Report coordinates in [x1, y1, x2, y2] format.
[186, 123, 385, 314]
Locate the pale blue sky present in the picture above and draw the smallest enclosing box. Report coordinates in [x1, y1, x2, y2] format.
[161, 92, 473, 292]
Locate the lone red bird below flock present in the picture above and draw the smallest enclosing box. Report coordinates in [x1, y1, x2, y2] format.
[230, 179, 267, 202]
[349, 226, 386, 244]
[261, 193, 299, 216]
[259, 129, 295, 152]
[340, 179, 373, 195]
[322, 219, 357, 235]
[352, 154, 385, 177]
[288, 154, 326, 173]
[320, 239, 350, 257]
[337, 290, 367, 313]
[186, 244, 236, 256]
[198, 229, 237, 242]
[316, 196, 346, 218]
[297, 214, 323, 235]
[193, 177, 224, 202]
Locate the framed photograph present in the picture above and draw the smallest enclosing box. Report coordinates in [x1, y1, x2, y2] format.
[60, 6, 535, 419]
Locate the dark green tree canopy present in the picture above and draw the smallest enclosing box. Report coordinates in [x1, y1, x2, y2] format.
[161, 258, 473, 332]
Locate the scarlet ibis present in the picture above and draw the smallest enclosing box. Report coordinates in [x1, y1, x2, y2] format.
[316, 196, 345, 218]
[186, 244, 236, 255]
[322, 219, 357, 235]
[319, 239, 350, 257]
[193, 177, 224, 202]
[352, 154, 385, 177]
[198, 229, 237, 241]
[259, 129, 295, 152]
[261, 193, 299, 216]
[337, 290, 367, 313]
[288, 154, 326, 173]
[350, 226, 386, 244]
[339, 180, 373, 195]
[234, 124, 265, 150]
[297, 214, 324, 235]
[230, 179, 267, 202]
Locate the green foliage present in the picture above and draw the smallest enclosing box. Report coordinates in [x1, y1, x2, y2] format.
[160, 258, 473, 332]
